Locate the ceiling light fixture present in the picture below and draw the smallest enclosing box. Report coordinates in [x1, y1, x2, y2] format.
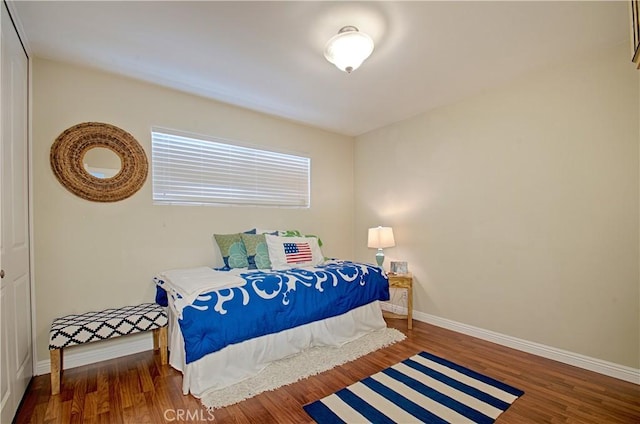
[324, 26, 374, 74]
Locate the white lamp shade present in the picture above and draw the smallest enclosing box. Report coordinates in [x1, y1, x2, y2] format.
[367, 226, 395, 249]
[324, 26, 374, 73]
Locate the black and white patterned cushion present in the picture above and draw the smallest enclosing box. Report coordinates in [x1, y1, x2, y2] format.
[49, 303, 168, 350]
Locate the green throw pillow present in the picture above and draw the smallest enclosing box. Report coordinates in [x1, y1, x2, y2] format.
[213, 233, 248, 269]
[241, 233, 272, 269]
[280, 229, 323, 247]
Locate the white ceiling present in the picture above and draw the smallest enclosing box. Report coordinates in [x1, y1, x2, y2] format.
[12, 1, 629, 136]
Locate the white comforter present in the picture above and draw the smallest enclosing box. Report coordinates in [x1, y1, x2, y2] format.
[155, 267, 245, 317]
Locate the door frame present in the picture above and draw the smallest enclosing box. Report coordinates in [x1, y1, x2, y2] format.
[3, 0, 36, 378]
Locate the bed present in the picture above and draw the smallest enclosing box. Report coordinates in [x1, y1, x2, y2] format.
[154, 232, 391, 398]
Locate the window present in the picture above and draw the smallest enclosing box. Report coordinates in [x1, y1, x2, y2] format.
[151, 129, 310, 207]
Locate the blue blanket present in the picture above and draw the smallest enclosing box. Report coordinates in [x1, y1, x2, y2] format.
[155, 261, 389, 364]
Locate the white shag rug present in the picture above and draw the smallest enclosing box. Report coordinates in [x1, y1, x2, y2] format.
[199, 327, 406, 410]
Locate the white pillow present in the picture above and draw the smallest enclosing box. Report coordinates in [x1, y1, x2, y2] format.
[265, 234, 324, 270]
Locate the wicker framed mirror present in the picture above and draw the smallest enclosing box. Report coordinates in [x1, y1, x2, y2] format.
[50, 122, 148, 202]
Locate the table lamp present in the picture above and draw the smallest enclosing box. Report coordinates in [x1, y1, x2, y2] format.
[367, 226, 395, 267]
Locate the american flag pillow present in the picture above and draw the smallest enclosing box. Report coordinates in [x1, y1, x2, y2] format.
[284, 242, 313, 264]
[265, 234, 324, 270]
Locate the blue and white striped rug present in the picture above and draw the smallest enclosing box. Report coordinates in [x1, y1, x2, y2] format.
[304, 351, 524, 423]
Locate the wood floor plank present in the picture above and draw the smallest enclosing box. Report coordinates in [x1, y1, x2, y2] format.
[13, 319, 640, 423]
[137, 360, 155, 393]
[95, 367, 110, 415]
[82, 391, 97, 421]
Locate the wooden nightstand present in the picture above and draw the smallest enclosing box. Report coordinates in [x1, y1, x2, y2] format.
[383, 273, 413, 329]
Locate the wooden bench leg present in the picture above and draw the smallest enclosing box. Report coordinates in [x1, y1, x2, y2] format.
[50, 348, 62, 395]
[153, 326, 168, 365]
[159, 326, 168, 365]
[153, 327, 160, 351]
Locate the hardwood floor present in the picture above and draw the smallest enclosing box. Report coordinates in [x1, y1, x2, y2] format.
[14, 318, 640, 423]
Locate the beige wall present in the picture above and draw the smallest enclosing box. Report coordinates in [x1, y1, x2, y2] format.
[355, 44, 640, 368]
[32, 58, 354, 362]
[33, 44, 640, 371]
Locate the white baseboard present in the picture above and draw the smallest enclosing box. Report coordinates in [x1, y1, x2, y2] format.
[36, 307, 639, 385]
[412, 310, 640, 384]
[380, 302, 406, 315]
[36, 332, 153, 375]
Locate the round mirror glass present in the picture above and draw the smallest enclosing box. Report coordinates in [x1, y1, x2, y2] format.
[83, 147, 122, 179]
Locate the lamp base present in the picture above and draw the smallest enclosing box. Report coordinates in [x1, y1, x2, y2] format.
[375, 249, 385, 267]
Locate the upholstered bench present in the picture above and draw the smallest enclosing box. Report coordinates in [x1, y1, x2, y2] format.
[48, 302, 168, 395]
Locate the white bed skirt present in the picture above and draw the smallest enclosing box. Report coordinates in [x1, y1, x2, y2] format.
[168, 301, 386, 397]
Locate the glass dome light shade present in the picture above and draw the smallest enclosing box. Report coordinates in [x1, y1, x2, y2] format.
[324, 26, 374, 73]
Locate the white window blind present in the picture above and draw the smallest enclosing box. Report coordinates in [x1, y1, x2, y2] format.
[152, 129, 310, 207]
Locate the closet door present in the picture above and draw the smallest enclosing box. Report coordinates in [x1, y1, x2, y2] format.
[0, 2, 31, 422]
